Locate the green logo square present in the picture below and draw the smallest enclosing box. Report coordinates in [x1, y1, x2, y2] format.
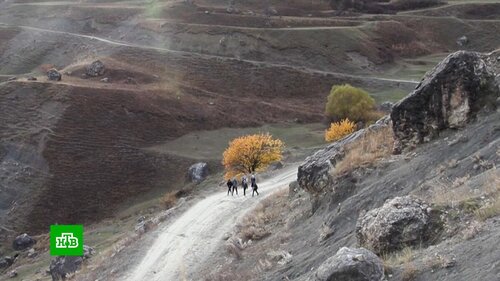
[50, 225, 84, 256]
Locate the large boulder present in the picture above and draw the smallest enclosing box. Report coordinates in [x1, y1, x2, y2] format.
[391, 51, 499, 150]
[86, 60, 105, 77]
[297, 117, 390, 194]
[187, 162, 208, 183]
[49, 256, 83, 281]
[12, 233, 36, 251]
[356, 196, 437, 254]
[314, 247, 384, 281]
[47, 69, 62, 81]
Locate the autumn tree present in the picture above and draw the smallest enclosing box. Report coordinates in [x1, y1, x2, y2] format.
[222, 133, 284, 179]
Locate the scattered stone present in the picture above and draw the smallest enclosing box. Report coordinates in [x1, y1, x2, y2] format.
[378, 101, 394, 113]
[86, 60, 105, 77]
[49, 256, 83, 281]
[208, 101, 215, 106]
[47, 69, 62, 81]
[187, 162, 209, 183]
[267, 250, 292, 265]
[137, 216, 146, 223]
[8, 270, 17, 278]
[27, 248, 37, 258]
[447, 134, 469, 146]
[266, 6, 278, 15]
[356, 196, 438, 254]
[314, 247, 384, 281]
[0, 256, 15, 269]
[391, 51, 499, 150]
[100, 77, 109, 83]
[26, 76, 37, 81]
[7, 77, 17, 81]
[219, 36, 227, 47]
[319, 222, 335, 242]
[12, 233, 36, 251]
[269, 161, 284, 170]
[456, 36, 469, 47]
[83, 245, 95, 259]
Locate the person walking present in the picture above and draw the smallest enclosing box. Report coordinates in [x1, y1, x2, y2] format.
[232, 177, 239, 196]
[227, 179, 233, 195]
[242, 175, 248, 196]
[251, 173, 259, 197]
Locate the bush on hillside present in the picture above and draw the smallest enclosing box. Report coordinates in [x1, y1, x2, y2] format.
[325, 84, 377, 122]
[325, 118, 356, 142]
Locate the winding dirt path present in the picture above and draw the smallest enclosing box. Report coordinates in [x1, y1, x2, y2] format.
[124, 165, 298, 281]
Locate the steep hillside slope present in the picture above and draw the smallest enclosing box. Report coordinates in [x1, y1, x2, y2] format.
[204, 50, 500, 281]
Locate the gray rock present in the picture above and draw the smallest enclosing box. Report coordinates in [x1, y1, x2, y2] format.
[0, 256, 15, 269]
[12, 233, 36, 251]
[268, 161, 284, 170]
[456, 35, 469, 46]
[26, 76, 37, 81]
[86, 60, 105, 77]
[187, 162, 208, 183]
[27, 248, 37, 258]
[47, 69, 62, 81]
[314, 247, 384, 281]
[7, 76, 17, 81]
[8, 270, 17, 278]
[49, 256, 83, 281]
[356, 196, 437, 254]
[83, 245, 95, 259]
[378, 101, 394, 113]
[298, 117, 390, 194]
[391, 51, 499, 150]
[100, 77, 109, 83]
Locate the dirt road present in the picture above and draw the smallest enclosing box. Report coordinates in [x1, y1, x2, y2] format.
[124, 166, 298, 281]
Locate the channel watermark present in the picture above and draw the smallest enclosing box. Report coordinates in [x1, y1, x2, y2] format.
[50, 225, 83, 256]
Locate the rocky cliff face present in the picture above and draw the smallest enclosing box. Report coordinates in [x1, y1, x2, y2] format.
[391, 51, 499, 151]
[281, 50, 500, 281]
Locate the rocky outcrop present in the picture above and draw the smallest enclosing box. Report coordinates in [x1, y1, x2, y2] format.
[314, 247, 384, 281]
[356, 196, 439, 254]
[47, 69, 62, 81]
[12, 233, 36, 251]
[187, 162, 208, 183]
[297, 117, 390, 194]
[391, 51, 499, 150]
[49, 256, 83, 281]
[86, 60, 105, 77]
[49, 245, 93, 281]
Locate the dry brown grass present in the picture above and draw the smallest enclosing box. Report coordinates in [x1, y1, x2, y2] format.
[237, 189, 288, 242]
[334, 126, 394, 175]
[160, 191, 177, 209]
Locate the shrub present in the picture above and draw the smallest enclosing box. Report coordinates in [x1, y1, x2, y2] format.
[325, 84, 376, 122]
[160, 191, 177, 209]
[324, 118, 356, 142]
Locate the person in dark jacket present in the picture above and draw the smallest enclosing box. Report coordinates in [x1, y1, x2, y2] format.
[251, 174, 259, 197]
[242, 175, 249, 196]
[227, 179, 233, 195]
[232, 178, 239, 196]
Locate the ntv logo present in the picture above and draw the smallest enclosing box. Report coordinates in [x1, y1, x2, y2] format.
[50, 225, 84, 256]
[55, 233, 79, 249]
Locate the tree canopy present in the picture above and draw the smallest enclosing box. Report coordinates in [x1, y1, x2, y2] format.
[222, 133, 284, 179]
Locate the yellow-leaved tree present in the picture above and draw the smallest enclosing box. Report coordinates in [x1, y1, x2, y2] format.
[222, 133, 284, 179]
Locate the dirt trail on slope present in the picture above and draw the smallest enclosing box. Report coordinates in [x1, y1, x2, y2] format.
[125, 166, 298, 281]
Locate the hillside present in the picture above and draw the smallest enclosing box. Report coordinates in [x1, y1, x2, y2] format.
[0, 0, 499, 280]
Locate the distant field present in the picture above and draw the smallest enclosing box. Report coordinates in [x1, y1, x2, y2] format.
[149, 123, 326, 161]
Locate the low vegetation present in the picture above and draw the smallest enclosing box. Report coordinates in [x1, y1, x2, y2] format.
[325, 84, 380, 123]
[334, 126, 394, 175]
[324, 118, 356, 142]
[222, 133, 284, 179]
